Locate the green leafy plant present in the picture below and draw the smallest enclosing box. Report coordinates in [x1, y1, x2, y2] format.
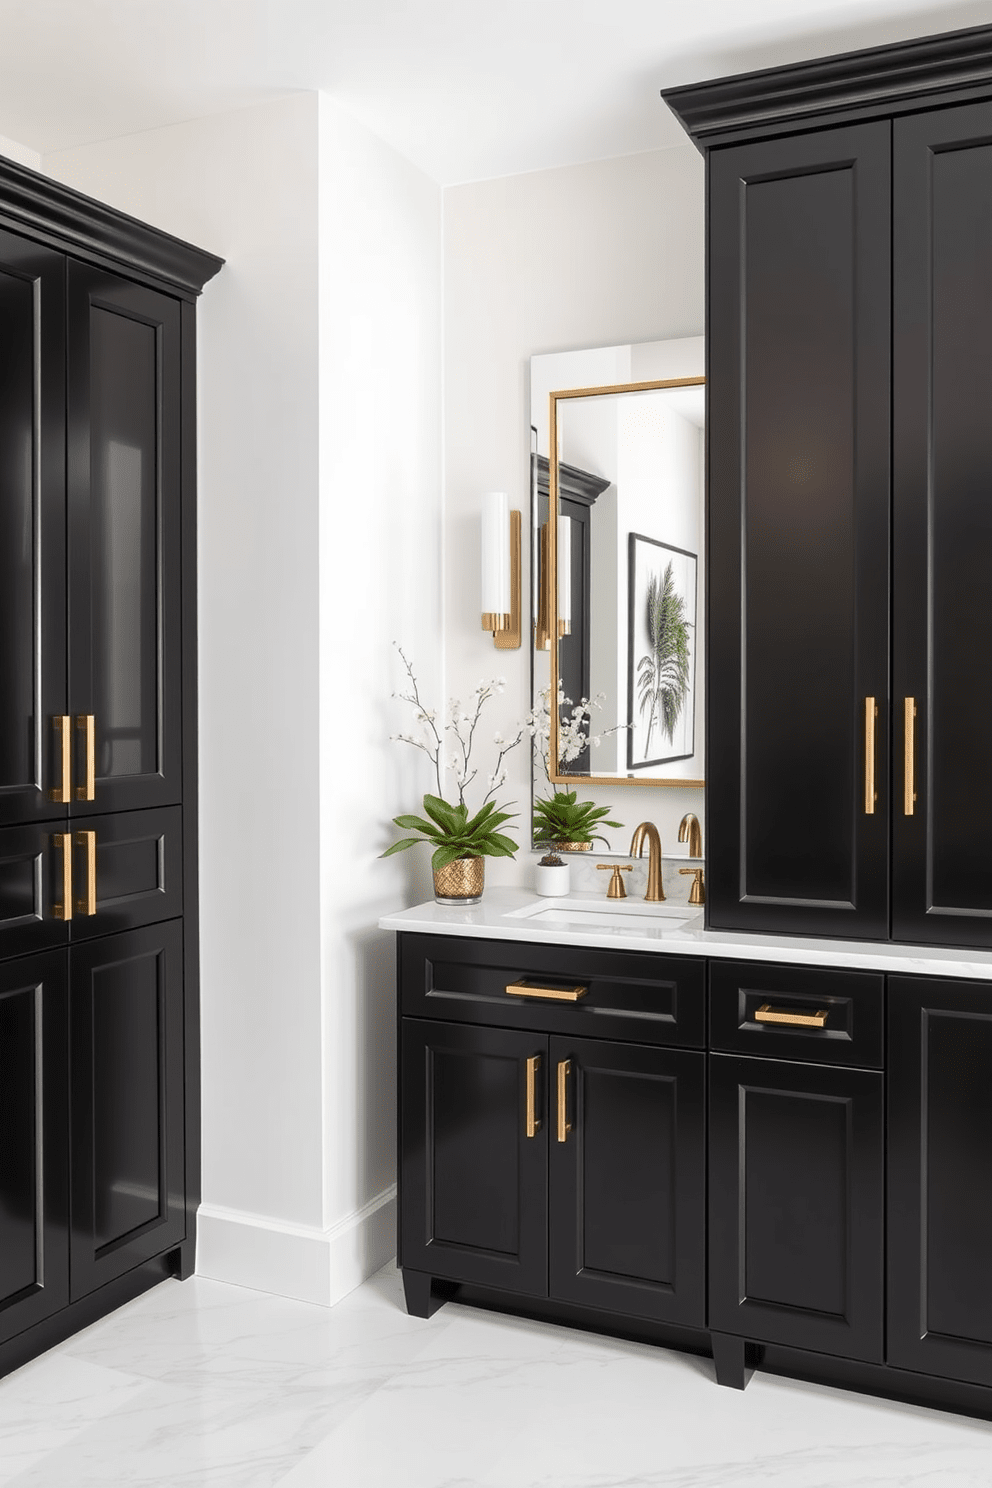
[637, 561, 691, 752]
[383, 793, 517, 873]
[532, 789, 622, 851]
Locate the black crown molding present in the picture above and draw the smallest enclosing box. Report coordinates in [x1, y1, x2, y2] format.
[0, 154, 223, 299]
[662, 21, 992, 148]
[536, 454, 611, 508]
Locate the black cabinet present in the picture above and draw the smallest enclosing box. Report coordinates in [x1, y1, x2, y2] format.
[0, 159, 220, 1376]
[888, 975, 992, 1386]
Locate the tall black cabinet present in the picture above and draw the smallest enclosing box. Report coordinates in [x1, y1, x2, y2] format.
[0, 157, 221, 1373]
[665, 27, 992, 948]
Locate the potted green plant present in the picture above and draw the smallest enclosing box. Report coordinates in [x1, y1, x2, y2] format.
[384, 647, 523, 904]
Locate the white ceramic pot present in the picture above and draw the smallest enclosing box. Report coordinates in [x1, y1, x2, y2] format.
[535, 860, 570, 897]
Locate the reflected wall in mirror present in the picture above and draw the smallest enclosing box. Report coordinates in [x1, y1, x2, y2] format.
[530, 338, 704, 800]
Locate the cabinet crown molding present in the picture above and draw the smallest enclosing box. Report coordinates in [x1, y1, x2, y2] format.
[0, 153, 224, 299]
[662, 21, 992, 147]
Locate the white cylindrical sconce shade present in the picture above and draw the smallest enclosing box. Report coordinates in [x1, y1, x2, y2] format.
[557, 515, 572, 636]
[481, 490, 511, 631]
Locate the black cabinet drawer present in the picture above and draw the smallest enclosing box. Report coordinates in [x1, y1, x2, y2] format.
[399, 934, 705, 1049]
[68, 807, 182, 940]
[709, 959, 884, 1069]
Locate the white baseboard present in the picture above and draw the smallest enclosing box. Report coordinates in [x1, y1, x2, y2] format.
[195, 1186, 396, 1307]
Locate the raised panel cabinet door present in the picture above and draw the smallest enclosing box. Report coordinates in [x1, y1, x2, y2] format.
[69, 920, 185, 1299]
[707, 123, 891, 939]
[400, 1019, 548, 1296]
[889, 976, 992, 1385]
[893, 103, 992, 948]
[709, 1053, 884, 1362]
[0, 232, 66, 828]
[548, 1036, 705, 1326]
[0, 950, 68, 1345]
[66, 264, 182, 817]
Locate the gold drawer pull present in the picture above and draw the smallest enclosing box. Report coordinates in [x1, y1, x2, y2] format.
[755, 1003, 829, 1029]
[75, 714, 95, 801]
[53, 833, 72, 921]
[75, 830, 97, 916]
[557, 1059, 572, 1143]
[864, 697, 877, 815]
[904, 696, 917, 816]
[506, 980, 587, 1003]
[49, 715, 71, 802]
[525, 1055, 541, 1138]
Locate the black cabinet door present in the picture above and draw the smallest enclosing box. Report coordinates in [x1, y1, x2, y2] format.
[549, 1036, 705, 1326]
[709, 1053, 884, 1361]
[708, 123, 891, 939]
[68, 806, 183, 941]
[66, 265, 182, 816]
[892, 102, 992, 948]
[69, 920, 185, 1299]
[0, 823, 72, 959]
[400, 1019, 548, 1296]
[889, 976, 992, 1385]
[0, 231, 66, 828]
[0, 950, 68, 1345]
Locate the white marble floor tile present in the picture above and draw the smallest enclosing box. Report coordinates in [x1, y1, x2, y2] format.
[0, 1354, 151, 1484]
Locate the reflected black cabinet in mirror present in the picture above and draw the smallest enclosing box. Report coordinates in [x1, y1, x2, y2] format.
[0, 155, 221, 1378]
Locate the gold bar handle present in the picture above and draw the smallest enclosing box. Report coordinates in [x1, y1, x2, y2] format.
[525, 1055, 541, 1138]
[75, 714, 95, 801]
[49, 715, 71, 802]
[557, 1059, 572, 1143]
[904, 697, 917, 816]
[53, 833, 72, 921]
[75, 830, 97, 916]
[755, 1003, 829, 1029]
[864, 697, 877, 815]
[506, 980, 587, 1003]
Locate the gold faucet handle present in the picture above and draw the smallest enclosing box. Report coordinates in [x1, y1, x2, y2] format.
[598, 864, 632, 899]
[679, 866, 706, 906]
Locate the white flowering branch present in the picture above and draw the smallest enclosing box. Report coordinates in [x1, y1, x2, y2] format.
[527, 686, 628, 779]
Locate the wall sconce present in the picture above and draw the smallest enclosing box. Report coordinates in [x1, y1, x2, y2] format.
[481, 490, 521, 649]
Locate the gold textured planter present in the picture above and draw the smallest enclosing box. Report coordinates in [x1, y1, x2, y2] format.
[433, 855, 485, 905]
[557, 841, 593, 853]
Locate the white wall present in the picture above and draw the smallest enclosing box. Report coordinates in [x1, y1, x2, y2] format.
[45, 92, 442, 1305]
[443, 146, 706, 884]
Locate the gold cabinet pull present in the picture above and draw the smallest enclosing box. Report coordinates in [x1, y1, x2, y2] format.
[506, 980, 587, 1003]
[525, 1055, 541, 1138]
[557, 1059, 572, 1143]
[864, 697, 877, 815]
[75, 714, 95, 801]
[904, 696, 917, 816]
[75, 830, 97, 916]
[53, 833, 72, 921]
[49, 716, 71, 802]
[755, 1003, 829, 1029]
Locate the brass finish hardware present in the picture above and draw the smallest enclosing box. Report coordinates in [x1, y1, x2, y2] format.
[76, 714, 95, 801]
[904, 696, 917, 816]
[53, 833, 72, 921]
[75, 830, 97, 916]
[630, 821, 665, 901]
[484, 510, 522, 650]
[679, 866, 706, 905]
[49, 715, 71, 802]
[755, 1003, 829, 1029]
[557, 1059, 572, 1143]
[678, 813, 703, 857]
[597, 863, 632, 899]
[525, 1055, 541, 1138]
[506, 979, 588, 1003]
[864, 698, 878, 815]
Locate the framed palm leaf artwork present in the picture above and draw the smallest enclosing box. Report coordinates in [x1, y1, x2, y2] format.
[626, 534, 697, 770]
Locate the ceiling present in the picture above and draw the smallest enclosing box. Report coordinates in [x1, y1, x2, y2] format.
[3, 0, 991, 184]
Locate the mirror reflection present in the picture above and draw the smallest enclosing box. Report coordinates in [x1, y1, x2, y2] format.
[530, 338, 705, 795]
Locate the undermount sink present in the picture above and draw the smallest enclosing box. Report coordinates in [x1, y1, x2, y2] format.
[507, 898, 701, 935]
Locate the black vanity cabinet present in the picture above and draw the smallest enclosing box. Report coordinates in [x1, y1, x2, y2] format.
[668, 32, 992, 948]
[398, 935, 707, 1329]
[0, 158, 221, 1377]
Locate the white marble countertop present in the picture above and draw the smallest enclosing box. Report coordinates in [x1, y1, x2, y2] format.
[380, 886, 992, 981]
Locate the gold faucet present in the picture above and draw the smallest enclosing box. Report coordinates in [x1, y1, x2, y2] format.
[630, 822, 665, 901]
[678, 812, 706, 906]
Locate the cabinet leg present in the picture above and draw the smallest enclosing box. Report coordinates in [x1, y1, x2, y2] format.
[402, 1269, 445, 1319]
[169, 1242, 196, 1282]
[712, 1332, 751, 1390]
